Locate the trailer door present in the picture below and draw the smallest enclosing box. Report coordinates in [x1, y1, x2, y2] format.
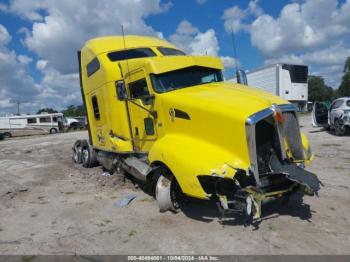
[126, 69, 157, 152]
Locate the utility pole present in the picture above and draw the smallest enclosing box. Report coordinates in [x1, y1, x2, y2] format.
[16, 100, 20, 115]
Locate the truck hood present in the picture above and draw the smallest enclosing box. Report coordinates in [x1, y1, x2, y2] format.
[159, 81, 288, 122]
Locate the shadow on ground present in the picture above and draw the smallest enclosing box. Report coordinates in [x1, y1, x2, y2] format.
[309, 127, 350, 136]
[179, 192, 313, 229]
[119, 172, 313, 229]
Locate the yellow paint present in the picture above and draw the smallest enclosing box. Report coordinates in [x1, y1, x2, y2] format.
[80, 35, 313, 200]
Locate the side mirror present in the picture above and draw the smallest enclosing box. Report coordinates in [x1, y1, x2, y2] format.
[236, 69, 248, 85]
[116, 80, 128, 100]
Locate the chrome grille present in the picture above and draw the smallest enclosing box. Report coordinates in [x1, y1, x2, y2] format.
[282, 111, 304, 160]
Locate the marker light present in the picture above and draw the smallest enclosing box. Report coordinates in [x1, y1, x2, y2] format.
[271, 104, 285, 124]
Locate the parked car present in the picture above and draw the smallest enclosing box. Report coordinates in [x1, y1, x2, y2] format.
[312, 97, 350, 135]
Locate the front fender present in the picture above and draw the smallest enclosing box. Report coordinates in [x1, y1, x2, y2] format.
[148, 134, 250, 199]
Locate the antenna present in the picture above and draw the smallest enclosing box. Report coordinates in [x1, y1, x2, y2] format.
[121, 25, 131, 79]
[230, 25, 239, 77]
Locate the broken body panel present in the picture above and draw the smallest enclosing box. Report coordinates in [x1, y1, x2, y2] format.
[76, 35, 320, 221]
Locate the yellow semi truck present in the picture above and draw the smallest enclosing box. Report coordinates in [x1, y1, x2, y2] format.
[73, 35, 320, 222]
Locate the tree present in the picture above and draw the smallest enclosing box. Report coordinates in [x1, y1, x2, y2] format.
[338, 72, 350, 97]
[62, 105, 86, 117]
[344, 57, 350, 73]
[37, 108, 58, 114]
[337, 57, 350, 97]
[308, 75, 334, 101]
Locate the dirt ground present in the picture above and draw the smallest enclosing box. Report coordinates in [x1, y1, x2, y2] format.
[0, 115, 349, 255]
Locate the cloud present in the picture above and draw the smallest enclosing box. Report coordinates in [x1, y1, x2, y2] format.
[19, 0, 170, 75]
[0, 98, 12, 108]
[169, 20, 238, 74]
[264, 43, 350, 87]
[0, 0, 172, 113]
[221, 56, 239, 69]
[222, 0, 261, 33]
[301, 44, 350, 66]
[196, 0, 207, 5]
[169, 20, 219, 56]
[17, 54, 32, 65]
[223, 0, 350, 87]
[0, 25, 41, 114]
[238, 0, 350, 56]
[0, 24, 11, 47]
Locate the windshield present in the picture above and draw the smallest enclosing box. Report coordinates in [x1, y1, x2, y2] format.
[151, 66, 223, 93]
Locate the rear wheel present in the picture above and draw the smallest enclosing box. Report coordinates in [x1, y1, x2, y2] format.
[334, 119, 345, 136]
[154, 168, 181, 213]
[50, 128, 58, 134]
[81, 140, 97, 168]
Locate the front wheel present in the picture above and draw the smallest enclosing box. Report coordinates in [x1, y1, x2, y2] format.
[155, 170, 181, 213]
[334, 119, 345, 136]
[3, 132, 11, 139]
[50, 128, 58, 134]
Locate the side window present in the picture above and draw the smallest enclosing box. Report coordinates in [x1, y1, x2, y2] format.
[129, 78, 150, 99]
[91, 96, 100, 120]
[347, 100, 350, 107]
[40, 117, 51, 123]
[27, 118, 37, 124]
[330, 100, 343, 110]
[52, 117, 58, 122]
[86, 57, 100, 77]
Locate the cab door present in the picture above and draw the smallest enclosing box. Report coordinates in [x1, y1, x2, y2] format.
[126, 69, 157, 152]
[312, 102, 329, 127]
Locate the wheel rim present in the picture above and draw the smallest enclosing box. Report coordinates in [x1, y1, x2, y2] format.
[72, 141, 82, 164]
[73, 147, 79, 162]
[82, 148, 89, 164]
[156, 175, 178, 212]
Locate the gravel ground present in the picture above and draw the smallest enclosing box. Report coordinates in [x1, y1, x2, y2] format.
[0, 115, 349, 255]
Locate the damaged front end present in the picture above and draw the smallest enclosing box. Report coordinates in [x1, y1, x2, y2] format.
[199, 104, 321, 223]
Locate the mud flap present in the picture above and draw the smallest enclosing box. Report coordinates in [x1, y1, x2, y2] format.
[269, 154, 321, 195]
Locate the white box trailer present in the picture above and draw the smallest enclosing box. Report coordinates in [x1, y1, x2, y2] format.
[0, 113, 64, 138]
[231, 64, 309, 111]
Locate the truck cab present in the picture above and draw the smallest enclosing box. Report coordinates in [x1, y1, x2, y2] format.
[73, 35, 320, 223]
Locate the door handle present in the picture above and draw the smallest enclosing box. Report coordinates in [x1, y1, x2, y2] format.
[135, 127, 139, 136]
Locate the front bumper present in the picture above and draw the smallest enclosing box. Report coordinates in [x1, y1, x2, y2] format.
[199, 104, 321, 222]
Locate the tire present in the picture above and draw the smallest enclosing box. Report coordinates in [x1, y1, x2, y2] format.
[80, 140, 97, 168]
[50, 128, 58, 134]
[72, 140, 83, 164]
[154, 168, 181, 213]
[3, 132, 11, 139]
[334, 119, 345, 136]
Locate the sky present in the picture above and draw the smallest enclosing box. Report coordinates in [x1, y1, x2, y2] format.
[0, 0, 350, 114]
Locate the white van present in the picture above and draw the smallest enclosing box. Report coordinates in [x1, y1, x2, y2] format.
[0, 113, 64, 138]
